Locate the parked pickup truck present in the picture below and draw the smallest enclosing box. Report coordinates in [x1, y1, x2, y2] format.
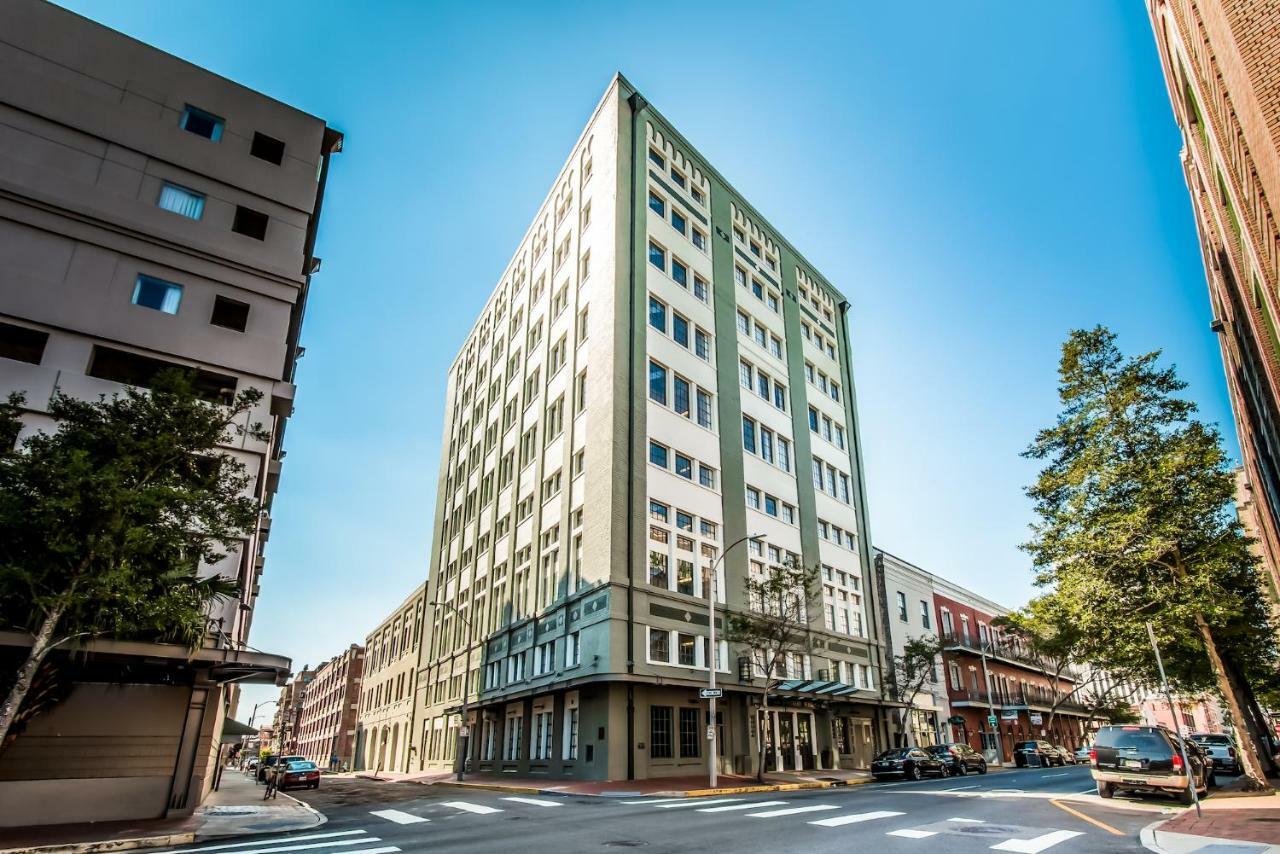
[1188, 732, 1239, 775]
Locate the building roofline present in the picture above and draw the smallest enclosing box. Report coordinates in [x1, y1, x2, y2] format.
[873, 545, 1016, 617]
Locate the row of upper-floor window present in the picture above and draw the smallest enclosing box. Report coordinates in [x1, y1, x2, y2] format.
[178, 104, 288, 165]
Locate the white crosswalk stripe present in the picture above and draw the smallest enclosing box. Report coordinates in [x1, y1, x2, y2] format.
[990, 830, 1083, 853]
[697, 800, 786, 813]
[501, 797, 563, 807]
[174, 838, 385, 854]
[440, 800, 503, 815]
[809, 810, 904, 828]
[949, 817, 984, 823]
[887, 829, 938, 839]
[620, 798, 686, 805]
[169, 831, 370, 853]
[748, 804, 840, 818]
[656, 798, 741, 809]
[369, 809, 429, 824]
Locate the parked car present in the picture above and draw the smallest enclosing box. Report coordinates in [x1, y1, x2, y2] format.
[279, 760, 321, 790]
[924, 743, 988, 776]
[1053, 745, 1076, 765]
[1014, 740, 1064, 767]
[1074, 744, 1092, 763]
[871, 747, 947, 781]
[1188, 733, 1240, 775]
[1090, 724, 1212, 804]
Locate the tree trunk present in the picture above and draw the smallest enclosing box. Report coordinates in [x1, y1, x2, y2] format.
[0, 607, 63, 751]
[1222, 652, 1279, 777]
[757, 693, 770, 783]
[1194, 613, 1271, 790]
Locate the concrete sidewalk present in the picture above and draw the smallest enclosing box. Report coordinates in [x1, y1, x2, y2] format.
[0, 769, 324, 854]
[1143, 791, 1280, 853]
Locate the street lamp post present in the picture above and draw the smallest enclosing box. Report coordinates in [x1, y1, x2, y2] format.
[247, 699, 277, 729]
[706, 532, 766, 790]
[438, 600, 475, 782]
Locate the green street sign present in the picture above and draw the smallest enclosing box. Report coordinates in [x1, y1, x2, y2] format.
[987, 715, 998, 727]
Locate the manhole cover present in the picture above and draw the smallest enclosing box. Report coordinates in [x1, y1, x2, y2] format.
[956, 825, 1021, 837]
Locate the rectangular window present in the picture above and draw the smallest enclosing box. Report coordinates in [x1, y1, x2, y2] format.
[696, 389, 712, 429]
[250, 131, 286, 164]
[742, 416, 756, 453]
[648, 241, 666, 271]
[649, 441, 669, 469]
[180, 105, 223, 140]
[648, 149, 665, 170]
[777, 438, 791, 472]
[648, 191, 666, 217]
[677, 632, 696, 666]
[920, 601, 931, 629]
[773, 383, 787, 411]
[698, 464, 716, 489]
[671, 209, 687, 235]
[695, 328, 711, 361]
[760, 426, 774, 463]
[671, 258, 688, 287]
[649, 296, 667, 333]
[672, 313, 689, 347]
[232, 205, 269, 240]
[674, 453, 693, 480]
[737, 311, 750, 335]
[0, 322, 49, 365]
[677, 561, 695, 596]
[739, 360, 752, 389]
[210, 295, 250, 332]
[564, 706, 579, 760]
[746, 487, 760, 510]
[674, 375, 691, 416]
[692, 228, 706, 251]
[897, 591, 908, 621]
[649, 361, 667, 404]
[132, 275, 182, 314]
[679, 707, 700, 758]
[764, 494, 778, 516]
[157, 183, 204, 220]
[650, 706, 673, 759]
[649, 627, 670, 662]
[693, 275, 709, 302]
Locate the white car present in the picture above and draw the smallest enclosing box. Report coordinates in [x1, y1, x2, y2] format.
[1074, 744, 1092, 763]
[1189, 732, 1240, 775]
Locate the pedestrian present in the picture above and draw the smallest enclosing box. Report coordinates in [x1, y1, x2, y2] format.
[263, 759, 281, 800]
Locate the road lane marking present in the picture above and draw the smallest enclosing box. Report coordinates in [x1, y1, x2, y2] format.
[501, 797, 563, 807]
[656, 798, 740, 809]
[949, 817, 984, 823]
[191, 841, 382, 854]
[1049, 799, 1124, 835]
[621, 798, 686, 804]
[369, 810, 428, 824]
[942, 785, 979, 791]
[326, 848, 399, 854]
[888, 829, 938, 839]
[440, 801, 503, 815]
[169, 832, 368, 853]
[810, 810, 904, 827]
[1042, 773, 1068, 778]
[990, 830, 1083, 852]
[749, 804, 840, 818]
[697, 800, 786, 813]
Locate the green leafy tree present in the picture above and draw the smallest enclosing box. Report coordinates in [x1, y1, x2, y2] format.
[0, 373, 266, 750]
[727, 557, 820, 782]
[881, 635, 943, 746]
[993, 596, 1092, 740]
[1022, 326, 1279, 788]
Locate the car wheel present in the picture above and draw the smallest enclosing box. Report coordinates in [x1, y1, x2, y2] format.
[909, 765, 922, 781]
[1178, 786, 1195, 806]
[1098, 782, 1114, 799]
[956, 762, 967, 776]
[978, 761, 988, 775]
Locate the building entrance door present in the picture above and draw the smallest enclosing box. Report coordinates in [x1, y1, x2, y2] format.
[778, 714, 796, 771]
[797, 715, 815, 770]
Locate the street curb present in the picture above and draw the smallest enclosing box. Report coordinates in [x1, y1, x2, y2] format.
[667, 781, 853, 797]
[0, 833, 197, 854]
[1139, 820, 1169, 854]
[427, 781, 546, 795]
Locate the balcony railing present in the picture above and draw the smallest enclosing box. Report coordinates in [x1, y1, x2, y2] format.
[950, 686, 1090, 715]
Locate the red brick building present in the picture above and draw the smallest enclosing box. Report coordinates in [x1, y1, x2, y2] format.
[296, 645, 364, 769]
[933, 590, 1091, 764]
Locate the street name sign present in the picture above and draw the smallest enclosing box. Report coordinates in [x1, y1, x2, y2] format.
[699, 688, 723, 699]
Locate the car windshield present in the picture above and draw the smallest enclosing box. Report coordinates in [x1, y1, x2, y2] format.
[1096, 728, 1171, 754]
[1191, 735, 1231, 745]
[875, 749, 912, 760]
[286, 761, 317, 771]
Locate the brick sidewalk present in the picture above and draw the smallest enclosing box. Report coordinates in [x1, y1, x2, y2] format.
[1160, 808, 1280, 846]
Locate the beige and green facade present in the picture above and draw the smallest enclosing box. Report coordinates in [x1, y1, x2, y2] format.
[412, 74, 890, 781]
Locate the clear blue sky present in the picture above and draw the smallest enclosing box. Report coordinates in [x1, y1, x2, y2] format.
[56, 1, 1235, 719]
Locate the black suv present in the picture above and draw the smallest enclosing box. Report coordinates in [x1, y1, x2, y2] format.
[1090, 724, 1212, 804]
[871, 747, 947, 781]
[1013, 740, 1064, 767]
[925, 743, 988, 776]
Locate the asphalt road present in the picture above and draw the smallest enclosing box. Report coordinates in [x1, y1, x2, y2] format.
[170, 765, 1191, 854]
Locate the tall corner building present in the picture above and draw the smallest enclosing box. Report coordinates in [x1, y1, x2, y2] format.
[0, 0, 340, 824]
[413, 74, 888, 781]
[1147, 0, 1280, 599]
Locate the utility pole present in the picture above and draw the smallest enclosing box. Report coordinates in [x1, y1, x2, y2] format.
[439, 600, 475, 782]
[1147, 622, 1201, 817]
[705, 533, 765, 789]
[979, 642, 1000, 765]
